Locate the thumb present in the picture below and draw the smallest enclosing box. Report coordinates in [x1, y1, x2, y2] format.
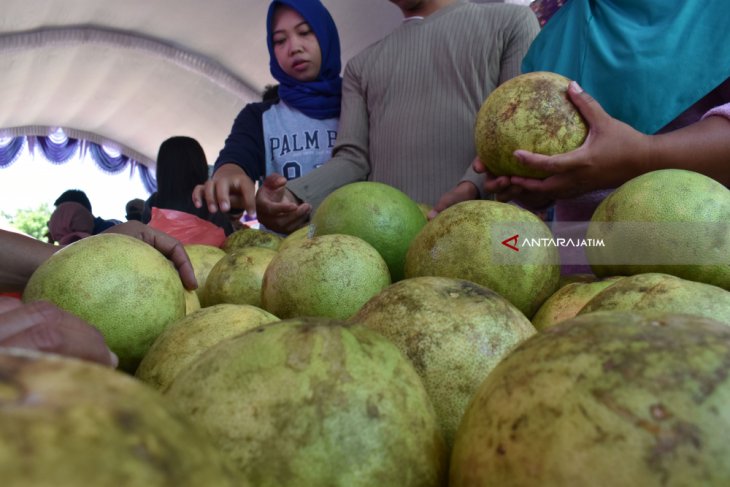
[261, 173, 286, 190]
[567, 81, 608, 127]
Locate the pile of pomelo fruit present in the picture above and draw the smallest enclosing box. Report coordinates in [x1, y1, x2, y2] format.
[6, 72, 730, 486]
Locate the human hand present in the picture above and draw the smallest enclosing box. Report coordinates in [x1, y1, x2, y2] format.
[102, 221, 197, 291]
[256, 174, 311, 234]
[192, 163, 256, 215]
[476, 158, 554, 210]
[427, 180, 479, 220]
[506, 81, 650, 200]
[0, 297, 117, 367]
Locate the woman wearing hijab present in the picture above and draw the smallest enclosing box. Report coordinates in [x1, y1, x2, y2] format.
[193, 0, 341, 225]
[483, 0, 730, 221]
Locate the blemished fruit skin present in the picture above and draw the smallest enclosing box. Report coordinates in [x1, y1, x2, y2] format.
[349, 276, 536, 447]
[475, 71, 587, 178]
[311, 181, 427, 282]
[166, 318, 448, 486]
[578, 272, 730, 325]
[586, 169, 730, 290]
[261, 233, 391, 320]
[0, 348, 237, 487]
[22, 233, 185, 372]
[405, 200, 560, 318]
[184, 244, 226, 300]
[200, 247, 277, 308]
[531, 276, 623, 331]
[278, 224, 313, 252]
[222, 227, 283, 253]
[450, 312, 730, 487]
[136, 303, 279, 392]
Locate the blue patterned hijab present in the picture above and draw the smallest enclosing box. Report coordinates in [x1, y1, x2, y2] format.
[522, 0, 730, 134]
[266, 0, 342, 120]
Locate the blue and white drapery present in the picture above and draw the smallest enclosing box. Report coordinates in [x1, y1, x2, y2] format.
[0, 134, 156, 193]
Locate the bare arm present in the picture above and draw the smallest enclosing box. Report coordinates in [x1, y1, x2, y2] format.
[487, 83, 730, 204]
[0, 230, 56, 293]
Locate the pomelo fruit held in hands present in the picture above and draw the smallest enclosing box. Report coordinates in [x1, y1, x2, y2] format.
[23, 233, 185, 372]
[475, 71, 587, 178]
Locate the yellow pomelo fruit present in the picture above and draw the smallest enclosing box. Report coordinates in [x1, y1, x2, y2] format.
[184, 289, 200, 314]
[184, 244, 226, 299]
[136, 303, 278, 392]
[405, 200, 560, 318]
[222, 227, 283, 253]
[586, 169, 730, 289]
[475, 71, 587, 178]
[450, 312, 730, 486]
[23, 233, 185, 372]
[311, 181, 427, 281]
[578, 272, 730, 324]
[558, 273, 599, 287]
[166, 317, 447, 485]
[532, 276, 623, 331]
[278, 224, 313, 252]
[261, 234, 391, 319]
[349, 276, 536, 447]
[0, 349, 236, 486]
[201, 247, 277, 308]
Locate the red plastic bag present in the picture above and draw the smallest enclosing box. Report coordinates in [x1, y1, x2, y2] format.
[148, 207, 226, 247]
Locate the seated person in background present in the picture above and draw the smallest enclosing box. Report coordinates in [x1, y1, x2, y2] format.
[0, 221, 197, 368]
[143, 136, 233, 246]
[484, 0, 730, 220]
[124, 198, 145, 221]
[47, 201, 94, 245]
[54, 189, 121, 234]
[192, 0, 344, 227]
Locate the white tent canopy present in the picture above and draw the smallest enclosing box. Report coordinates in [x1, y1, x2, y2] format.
[0, 0, 525, 169]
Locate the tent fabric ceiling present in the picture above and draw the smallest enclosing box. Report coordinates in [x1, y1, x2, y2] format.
[0, 0, 521, 169]
[0, 0, 404, 168]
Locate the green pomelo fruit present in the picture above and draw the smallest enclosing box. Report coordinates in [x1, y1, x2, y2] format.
[0, 349, 236, 486]
[201, 247, 277, 308]
[311, 181, 427, 281]
[166, 317, 447, 486]
[450, 312, 730, 486]
[222, 228, 283, 253]
[136, 303, 278, 392]
[277, 224, 313, 253]
[404, 200, 560, 318]
[578, 272, 730, 324]
[349, 276, 536, 447]
[184, 244, 226, 300]
[532, 276, 623, 331]
[475, 71, 587, 178]
[261, 234, 391, 320]
[586, 169, 730, 289]
[22, 233, 185, 372]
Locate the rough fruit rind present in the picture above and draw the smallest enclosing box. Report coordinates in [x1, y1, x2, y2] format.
[450, 312, 730, 486]
[475, 71, 587, 178]
[166, 318, 447, 486]
[22, 233, 185, 372]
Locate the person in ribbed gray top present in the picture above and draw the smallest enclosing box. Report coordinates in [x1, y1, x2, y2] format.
[255, 0, 539, 233]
